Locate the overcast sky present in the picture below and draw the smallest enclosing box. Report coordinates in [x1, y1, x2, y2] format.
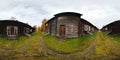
[0, 0, 120, 29]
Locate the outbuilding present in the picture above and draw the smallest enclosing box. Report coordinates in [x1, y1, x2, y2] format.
[0, 20, 35, 39]
[45, 12, 98, 38]
[102, 20, 120, 34]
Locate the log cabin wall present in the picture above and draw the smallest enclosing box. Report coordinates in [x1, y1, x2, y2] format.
[45, 20, 51, 34]
[45, 12, 98, 38]
[56, 16, 79, 37]
[51, 18, 57, 35]
[0, 20, 35, 39]
[102, 20, 120, 34]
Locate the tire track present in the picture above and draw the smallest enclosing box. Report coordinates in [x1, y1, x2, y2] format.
[39, 37, 96, 58]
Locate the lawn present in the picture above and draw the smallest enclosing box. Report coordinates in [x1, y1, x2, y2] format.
[42, 33, 96, 53]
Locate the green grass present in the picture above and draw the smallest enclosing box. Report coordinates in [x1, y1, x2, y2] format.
[105, 34, 120, 58]
[42, 33, 96, 53]
[94, 31, 120, 58]
[2, 31, 120, 59]
[95, 31, 110, 56]
[0, 32, 47, 58]
[108, 34, 120, 42]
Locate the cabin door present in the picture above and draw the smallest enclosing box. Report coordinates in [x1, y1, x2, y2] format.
[7, 26, 18, 39]
[60, 25, 65, 36]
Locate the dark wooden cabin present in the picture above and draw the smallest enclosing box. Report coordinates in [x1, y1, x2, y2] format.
[102, 20, 120, 34]
[45, 12, 98, 38]
[0, 20, 35, 39]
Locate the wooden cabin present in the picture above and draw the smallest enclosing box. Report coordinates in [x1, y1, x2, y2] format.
[80, 19, 98, 35]
[45, 12, 98, 38]
[0, 20, 35, 39]
[102, 20, 120, 34]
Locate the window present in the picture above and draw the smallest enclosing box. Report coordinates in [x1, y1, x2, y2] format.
[105, 27, 108, 30]
[24, 27, 29, 34]
[7, 26, 18, 36]
[46, 24, 48, 26]
[84, 25, 89, 31]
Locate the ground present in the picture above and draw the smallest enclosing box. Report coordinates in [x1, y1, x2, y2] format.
[0, 31, 120, 60]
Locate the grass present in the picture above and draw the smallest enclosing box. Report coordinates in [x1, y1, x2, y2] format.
[0, 31, 47, 58]
[1, 31, 120, 60]
[95, 31, 110, 56]
[94, 31, 120, 59]
[104, 33, 120, 56]
[42, 33, 96, 53]
[108, 34, 120, 42]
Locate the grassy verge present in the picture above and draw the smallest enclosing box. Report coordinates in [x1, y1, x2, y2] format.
[42, 33, 96, 53]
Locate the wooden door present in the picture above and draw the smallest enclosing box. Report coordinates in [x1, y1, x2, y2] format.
[60, 25, 65, 36]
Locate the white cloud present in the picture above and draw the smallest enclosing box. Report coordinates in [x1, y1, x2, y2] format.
[0, 0, 120, 29]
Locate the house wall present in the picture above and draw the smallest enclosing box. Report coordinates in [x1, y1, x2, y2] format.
[81, 20, 97, 34]
[0, 20, 34, 39]
[0, 25, 33, 37]
[112, 23, 120, 34]
[51, 19, 57, 35]
[80, 20, 85, 35]
[0, 25, 6, 36]
[56, 16, 79, 37]
[112, 26, 120, 34]
[45, 15, 98, 37]
[102, 21, 120, 34]
[45, 22, 51, 34]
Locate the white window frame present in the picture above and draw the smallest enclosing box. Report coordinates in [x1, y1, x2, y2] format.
[7, 26, 18, 36]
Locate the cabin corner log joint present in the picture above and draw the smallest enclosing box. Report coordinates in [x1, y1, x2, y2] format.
[45, 12, 98, 38]
[0, 20, 35, 39]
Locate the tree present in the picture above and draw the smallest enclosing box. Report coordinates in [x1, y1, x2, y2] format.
[40, 19, 47, 32]
[33, 25, 37, 32]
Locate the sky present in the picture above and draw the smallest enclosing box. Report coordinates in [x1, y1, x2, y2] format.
[0, 0, 120, 29]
